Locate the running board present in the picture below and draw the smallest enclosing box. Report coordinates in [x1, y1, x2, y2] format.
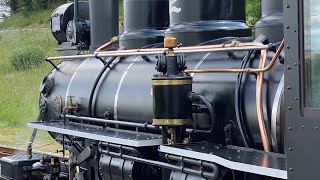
[159, 143, 287, 179]
[28, 121, 162, 147]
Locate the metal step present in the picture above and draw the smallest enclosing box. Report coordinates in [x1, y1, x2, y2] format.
[159, 143, 287, 179]
[28, 121, 162, 147]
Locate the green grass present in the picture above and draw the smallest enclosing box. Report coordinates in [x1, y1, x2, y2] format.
[0, 29, 60, 151]
[119, 0, 123, 21]
[0, 0, 124, 30]
[0, 9, 54, 29]
[0, 0, 66, 30]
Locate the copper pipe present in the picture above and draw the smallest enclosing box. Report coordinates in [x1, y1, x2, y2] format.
[185, 40, 284, 74]
[257, 40, 284, 152]
[94, 36, 119, 52]
[95, 41, 269, 55]
[48, 43, 270, 61]
[256, 47, 270, 152]
[184, 40, 284, 152]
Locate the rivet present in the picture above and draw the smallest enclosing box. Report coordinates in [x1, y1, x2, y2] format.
[294, 30, 297, 32]
[289, 147, 293, 151]
[287, 86, 291, 90]
[286, 5, 290, 8]
[288, 127, 292, 131]
[289, 168, 293, 171]
[287, 66, 291, 70]
[286, 25, 290, 29]
[288, 106, 292, 110]
[294, 97, 298, 100]
[287, 45, 291, 49]
[302, 126, 305, 128]
[294, 63, 297, 66]
[316, 127, 318, 130]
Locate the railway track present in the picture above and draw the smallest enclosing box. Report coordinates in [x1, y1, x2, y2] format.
[0, 145, 66, 159]
[0, 145, 25, 158]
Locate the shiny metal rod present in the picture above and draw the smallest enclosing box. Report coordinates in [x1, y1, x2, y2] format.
[46, 45, 271, 61]
[61, 114, 159, 131]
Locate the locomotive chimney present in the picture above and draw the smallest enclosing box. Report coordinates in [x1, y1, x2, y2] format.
[89, 0, 119, 52]
[119, 0, 169, 49]
[254, 0, 284, 43]
[165, 0, 251, 46]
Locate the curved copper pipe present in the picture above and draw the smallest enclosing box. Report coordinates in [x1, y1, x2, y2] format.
[185, 40, 284, 152]
[185, 40, 284, 74]
[95, 39, 285, 152]
[257, 40, 284, 152]
[95, 36, 119, 52]
[256, 47, 270, 152]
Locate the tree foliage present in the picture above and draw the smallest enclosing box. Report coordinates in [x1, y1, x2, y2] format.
[5, 0, 63, 15]
[246, 0, 261, 26]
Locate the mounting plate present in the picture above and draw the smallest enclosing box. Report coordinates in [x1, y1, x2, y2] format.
[159, 143, 287, 179]
[28, 121, 162, 147]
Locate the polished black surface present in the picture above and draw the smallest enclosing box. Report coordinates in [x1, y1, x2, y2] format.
[166, 0, 250, 46]
[28, 121, 162, 147]
[119, 0, 169, 49]
[50, 2, 89, 43]
[41, 48, 284, 147]
[254, 0, 284, 43]
[169, 0, 246, 23]
[152, 76, 192, 123]
[89, 0, 119, 52]
[160, 143, 287, 179]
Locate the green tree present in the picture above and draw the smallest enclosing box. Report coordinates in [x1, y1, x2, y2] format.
[4, 0, 18, 14]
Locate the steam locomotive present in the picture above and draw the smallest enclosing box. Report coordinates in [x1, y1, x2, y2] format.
[0, 0, 318, 179]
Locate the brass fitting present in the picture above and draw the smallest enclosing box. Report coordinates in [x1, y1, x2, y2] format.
[167, 128, 174, 134]
[111, 36, 119, 43]
[167, 138, 174, 145]
[164, 34, 177, 55]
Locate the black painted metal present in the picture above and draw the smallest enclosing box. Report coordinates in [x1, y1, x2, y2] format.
[165, 0, 251, 46]
[159, 143, 287, 179]
[170, 171, 206, 180]
[89, 0, 119, 52]
[100, 150, 219, 180]
[0, 154, 43, 180]
[41, 46, 284, 149]
[27, 121, 162, 147]
[50, 2, 89, 43]
[284, 0, 320, 179]
[152, 76, 193, 124]
[99, 155, 134, 180]
[99, 154, 161, 180]
[119, 0, 169, 49]
[254, 0, 284, 43]
[61, 114, 159, 132]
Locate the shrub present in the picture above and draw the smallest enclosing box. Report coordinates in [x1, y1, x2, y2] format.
[246, 0, 261, 27]
[6, 0, 63, 15]
[31, 0, 46, 11]
[10, 45, 46, 71]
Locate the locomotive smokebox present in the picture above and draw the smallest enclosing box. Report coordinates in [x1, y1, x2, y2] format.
[166, 0, 251, 46]
[254, 0, 284, 43]
[89, 0, 119, 52]
[119, 0, 169, 49]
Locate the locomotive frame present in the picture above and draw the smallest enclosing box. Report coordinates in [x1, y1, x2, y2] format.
[1, 0, 320, 179]
[284, 0, 320, 179]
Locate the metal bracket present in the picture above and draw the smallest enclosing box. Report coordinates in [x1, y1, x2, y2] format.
[45, 57, 59, 70]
